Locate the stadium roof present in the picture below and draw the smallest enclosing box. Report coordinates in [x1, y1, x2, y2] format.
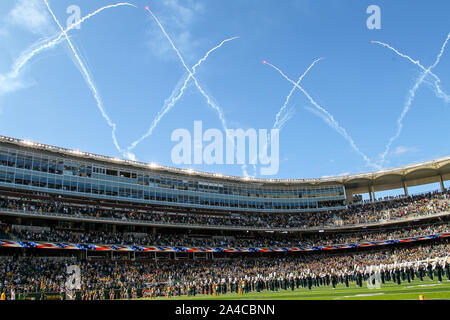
[0, 135, 449, 193]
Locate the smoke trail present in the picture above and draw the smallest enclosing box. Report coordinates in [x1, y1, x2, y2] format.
[249, 58, 323, 177]
[371, 38, 450, 106]
[273, 58, 323, 130]
[126, 36, 239, 153]
[375, 34, 450, 165]
[43, 0, 134, 155]
[192, 37, 239, 72]
[3, 3, 136, 83]
[144, 6, 248, 175]
[1, 2, 136, 154]
[144, 6, 229, 131]
[276, 106, 295, 131]
[264, 60, 380, 170]
[426, 79, 450, 104]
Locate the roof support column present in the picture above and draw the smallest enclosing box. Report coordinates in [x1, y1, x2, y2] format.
[368, 184, 376, 202]
[402, 180, 409, 197]
[345, 188, 353, 205]
[440, 174, 445, 193]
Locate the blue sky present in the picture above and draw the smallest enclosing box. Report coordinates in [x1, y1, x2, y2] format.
[0, 0, 449, 192]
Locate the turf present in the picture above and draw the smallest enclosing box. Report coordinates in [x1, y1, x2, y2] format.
[144, 279, 450, 300]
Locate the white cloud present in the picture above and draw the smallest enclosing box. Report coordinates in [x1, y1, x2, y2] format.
[322, 172, 350, 178]
[124, 151, 137, 161]
[5, 0, 52, 35]
[163, 0, 202, 27]
[0, 75, 26, 95]
[146, 0, 205, 61]
[391, 146, 419, 156]
[0, 0, 55, 101]
[0, 74, 30, 116]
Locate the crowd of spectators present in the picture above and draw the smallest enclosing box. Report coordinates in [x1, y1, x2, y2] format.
[0, 240, 448, 298]
[338, 191, 449, 225]
[0, 190, 448, 230]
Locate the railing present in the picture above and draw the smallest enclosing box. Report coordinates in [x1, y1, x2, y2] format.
[1, 232, 448, 253]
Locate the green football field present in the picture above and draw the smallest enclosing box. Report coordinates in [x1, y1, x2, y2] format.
[144, 279, 450, 300]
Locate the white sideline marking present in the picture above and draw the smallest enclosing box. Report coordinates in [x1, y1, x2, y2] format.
[337, 293, 385, 299]
[405, 284, 441, 288]
[334, 289, 450, 300]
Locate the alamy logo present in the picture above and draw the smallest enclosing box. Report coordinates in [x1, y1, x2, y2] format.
[65, 265, 81, 291]
[66, 5, 81, 30]
[366, 5, 381, 30]
[367, 271, 382, 289]
[171, 121, 280, 175]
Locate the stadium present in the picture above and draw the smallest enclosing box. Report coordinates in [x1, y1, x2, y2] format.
[1, 0, 449, 314]
[0, 135, 449, 300]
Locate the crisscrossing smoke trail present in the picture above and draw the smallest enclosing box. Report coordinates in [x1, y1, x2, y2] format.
[264, 60, 380, 170]
[371, 39, 450, 104]
[252, 58, 324, 175]
[372, 33, 450, 166]
[273, 57, 324, 130]
[0, 2, 136, 100]
[43, 0, 137, 155]
[13, 3, 137, 80]
[144, 5, 249, 176]
[126, 36, 239, 157]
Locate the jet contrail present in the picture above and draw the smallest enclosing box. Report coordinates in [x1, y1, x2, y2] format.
[275, 106, 295, 131]
[144, 6, 228, 129]
[144, 6, 248, 175]
[252, 58, 323, 174]
[126, 36, 239, 153]
[273, 57, 323, 130]
[371, 37, 450, 105]
[264, 60, 380, 170]
[1, 1, 136, 154]
[2, 3, 136, 84]
[43, 0, 136, 155]
[373, 34, 450, 165]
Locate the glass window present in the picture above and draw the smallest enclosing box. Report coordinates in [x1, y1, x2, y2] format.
[7, 152, 16, 167]
[6, 171, 14, 183]
[32, 175, 40, 187]
[48, 160, 57, 174]
[23, 174, 31, 185]
[24, 155, 32, 170]
[64, 162, 78, 176]
[40, 158, 48, 172]
[106, 169, 118, 176]
[32, 157, 42, 171]
[98, 184, 105, 195]
[79, 165, 92, 177]
[0, 151, 8, 166]
[48, 177, 56, 189]
[14, 172, 23, 185]
[56, 160, 64, 175]
[16, 155, 25, 169]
